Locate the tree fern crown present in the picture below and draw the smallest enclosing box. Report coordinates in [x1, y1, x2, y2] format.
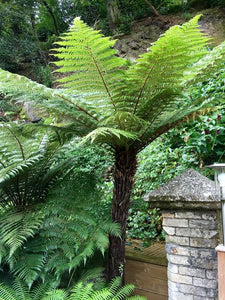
[0, 16, 224, 149]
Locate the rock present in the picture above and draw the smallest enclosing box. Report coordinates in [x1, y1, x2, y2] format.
[128, 41, 139, 50]
[24, 102, 42, 123]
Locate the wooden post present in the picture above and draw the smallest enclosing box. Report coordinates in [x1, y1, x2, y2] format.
[216, 245, 225, 300]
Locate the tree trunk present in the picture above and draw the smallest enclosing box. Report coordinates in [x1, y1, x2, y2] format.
[107, 148, 137, 284]
[41, 0, 60, 35]
[107, 0, 121, 33]
[143, 0, 161, 17]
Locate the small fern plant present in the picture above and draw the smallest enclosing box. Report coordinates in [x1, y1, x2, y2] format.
[0, 277, 146, 300]
[0, 16, 224, 282]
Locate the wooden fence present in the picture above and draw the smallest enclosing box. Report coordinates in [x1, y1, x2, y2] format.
[125, 241, 168, 299]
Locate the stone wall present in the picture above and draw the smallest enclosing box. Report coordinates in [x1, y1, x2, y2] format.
[163, 211, 218, 300]
[145, 169, 221, 300]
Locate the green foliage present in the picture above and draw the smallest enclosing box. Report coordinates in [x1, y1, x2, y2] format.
[0, 124, 71, 208]
[1, 16, 224, 150]
[0, 96, 21, 122]
[0, 178, 119, 288]
[0, 277, 146, 300]
[127, 207, 164, 246]
[0, 125, 120, 288]
[165, 110, 225, 167]
[0, 16, 224, 281]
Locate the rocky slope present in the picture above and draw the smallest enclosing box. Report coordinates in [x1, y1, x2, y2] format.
[115, 7, 225, 61]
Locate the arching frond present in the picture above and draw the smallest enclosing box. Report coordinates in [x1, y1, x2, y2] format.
[0, 70, 97, 136]
[0, 124, 73, 208]
[118, 15, 210, 119]
[0, 210, 43, 257]
[12, 278, 32, 300]
[68, 278, 146, 300]
[80, 127, 138, 148]
[0, 17, 224, 150]
[184, 40, 225, 84]
[54, 17, 126, 118]
[0, 283, 18, 300]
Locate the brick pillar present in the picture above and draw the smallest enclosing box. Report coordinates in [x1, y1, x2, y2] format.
[164, 211, 218, 300]
[145, 169, 221, 300]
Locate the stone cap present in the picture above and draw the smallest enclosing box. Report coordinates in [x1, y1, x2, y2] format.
[145, 169, 220, 211]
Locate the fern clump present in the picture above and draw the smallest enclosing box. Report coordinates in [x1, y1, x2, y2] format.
[0, 125, 120, 287]
[0, 277, 146, 299]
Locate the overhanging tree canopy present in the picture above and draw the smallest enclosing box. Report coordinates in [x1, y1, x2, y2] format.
[0, 15, 224, 282]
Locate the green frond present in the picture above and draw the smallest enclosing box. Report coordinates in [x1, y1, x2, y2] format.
[0, 283, 18, 300]
[68, 278, 146, 300]
[108, 277, 121, 295]
[183, 40, 225, 85]
[101, 112, 148, 134]
[12, 253, 46, 288]
[0, 124, 72, 208]
[69, 281, 94, 300]
[118, 15, 210, 119]
[80, 127, 138, 147]
[0, 70, 97, 135]
[31, 282, 54, 300]
[0, 210, 43, 257]
[1, 16, 224, 150]
[54, 17, 126, 116]
[0, 169, 119, 286]
[0, 278, 145, 300]
[112, 284, 135, 299]
[41, 290, 68, 300]
[12, 278, 32, 300]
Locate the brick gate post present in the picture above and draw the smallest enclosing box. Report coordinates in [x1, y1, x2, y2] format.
[145, 169, 221, 300]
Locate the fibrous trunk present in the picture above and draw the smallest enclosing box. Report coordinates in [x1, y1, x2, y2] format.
[108, 148, 137, 284]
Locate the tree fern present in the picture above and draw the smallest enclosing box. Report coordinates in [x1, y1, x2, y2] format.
[0, 16, 224, 281]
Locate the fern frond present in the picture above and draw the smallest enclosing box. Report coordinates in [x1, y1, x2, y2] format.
[183, 40, 225, 85]
[113, 284, 135, 299]
[12, 278, 32, 300]
[0, 210, 43, 257]
[0, 124, 72, 208]
[41, 290, 68, 300]
[1, 16, 224, 150]
[31, 282, 54, 300]
[12, 253, 46, 288]
[80, 127, 138, 147]
[0, 70, 97, 135]
[69, 281, 94, 300]
[0, 283, 18, 300]
[54, 17, 126, 116]
[119, 15, 210, 119]
[68, 278, 146, 300]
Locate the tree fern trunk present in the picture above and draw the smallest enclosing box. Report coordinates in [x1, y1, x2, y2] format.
[108, 148, 137, 283]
